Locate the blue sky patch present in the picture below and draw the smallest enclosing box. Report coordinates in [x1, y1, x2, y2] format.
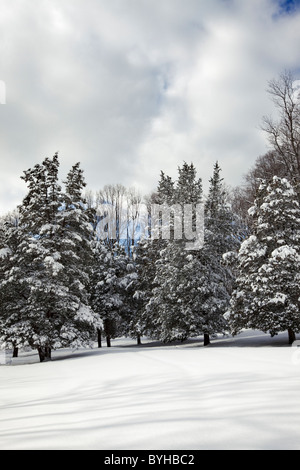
[277, 0, 300, 14]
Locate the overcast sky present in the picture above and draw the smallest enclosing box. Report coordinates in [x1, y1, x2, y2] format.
[0, 0, 300, 214]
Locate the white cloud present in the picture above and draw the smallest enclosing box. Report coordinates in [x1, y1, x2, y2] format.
[0, 0, 300, 213]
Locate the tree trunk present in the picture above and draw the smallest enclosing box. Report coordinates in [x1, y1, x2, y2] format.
[106, 335, 111, 347]
[137, 334, 141, 345]
[38, 346, 52, 362]
[13, 347, 18, 358]
[288, 328, 296, 345]
[204, 333, 210, 346]
[97, 328, 102, 348]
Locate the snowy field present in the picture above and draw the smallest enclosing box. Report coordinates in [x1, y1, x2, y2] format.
[0, 329, 300, 450]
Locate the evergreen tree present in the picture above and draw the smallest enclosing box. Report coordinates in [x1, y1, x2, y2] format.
[130, 170, 179, 341]
[52, 162, 100, 355]
[2, 154, 64, 361]
[145, 162, 205, 343]
[205, 162, 238, 257]
[146, 162, 237, 345]
[116, 255, 141, 344]
[175, 161, 202, 207]
[126, 237, 161, 341]
[156, 171, 175, 205]
[226, 176, 300, 343]
[0, 155, 100, 362]
[91, 240, 129, 347]
[147, 241, 205, 342]
[200, 162, 239, 344]
[145, 244, 229, 346]
[0, 211, 22, 357]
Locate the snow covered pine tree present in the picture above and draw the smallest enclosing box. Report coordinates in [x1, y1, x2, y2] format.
[90, 240, 127, 347]
[201, 162, 239, 345]
[56, 162, 101, 355]
[2, 155, 64, 362]
[0, 211, 22, 357]
[1, 155, 100, 362]
[128, 237, 162, 342]
[226, 176, 300, 344]
[146, 162, 238, 345]
[146, 162, 208, 343]
[130, 173, 175, 341]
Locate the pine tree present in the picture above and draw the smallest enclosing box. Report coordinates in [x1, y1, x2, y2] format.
[145, 162, 205, 343]
[116, 254, 142, 344]
[0, 211, 22, 357]
[200, 162, 239, 344]
[156, 171, 175, 205]
[126, 237, 160, 341]
[3, 154, 64, 361]
[52, 162, 100, 355]
[129, 171, 178, 341]
[0, 155, 100, 362]
[226, 176, 300, 343]
[205, 162, 238, 257]
[147, 241, 205, 342]
[145, 241, 228, 346]
[147, 162, 237, 345]
[90, 240, 129, 347]
[175, 162, 202, 207]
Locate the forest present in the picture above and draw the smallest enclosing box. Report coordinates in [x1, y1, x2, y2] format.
[1, 70, 300, 362]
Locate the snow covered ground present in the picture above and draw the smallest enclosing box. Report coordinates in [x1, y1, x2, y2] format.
[0, 330, 300, 450]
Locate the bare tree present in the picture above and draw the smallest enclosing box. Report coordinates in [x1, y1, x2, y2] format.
[229, 150, 287, 227]
[95, 184, 127, 245]
[231, 71, 300, 223]
[126, 187, 143, 253]
[83, 189, 95, 209]
[262, 70, 300, 187]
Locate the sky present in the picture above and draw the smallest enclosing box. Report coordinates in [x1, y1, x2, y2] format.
[0, 0, 300, 214]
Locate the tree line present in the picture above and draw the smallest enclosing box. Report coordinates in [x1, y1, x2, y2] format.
[0, 70, 300, 362]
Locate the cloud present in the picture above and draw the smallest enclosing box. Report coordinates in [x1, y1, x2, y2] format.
[0, 0, 300, 213]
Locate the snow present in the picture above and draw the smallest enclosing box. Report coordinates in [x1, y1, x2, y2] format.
[0, 329, 300, 450]
[271, 245, 299, 260]
[248, 206, 256, 217]
[40, 224, 55, 234]
[0, 247, 11, 259]
[268, 293, 287, 304]
[44, 256, 64, 276]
